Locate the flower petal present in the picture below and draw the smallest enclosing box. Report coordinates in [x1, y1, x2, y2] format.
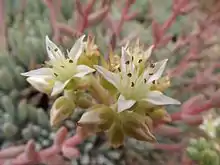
[117, 95, 136, 112]
[68, 35, 85, 62]
[21, 68, 52, 77]
[45, 36, 64, 60]
[143, 45, 154, 61]
[78, 111, 101, 124]
[74, 65, 95, 78]
[27, 77, 53, 94]
[144, 91, 181, 105]
[51, 81, 66, 96]
[147, 59, 168, 83]
[121, 47, 131, 73]
[94, 65, 120, 89]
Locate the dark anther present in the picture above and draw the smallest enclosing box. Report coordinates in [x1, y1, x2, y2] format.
[54, 48, 58, 52]
[47, 46, 51, 50]
[132, 56, 134, 61]
[125, 61, 130, 65]
[69, 59, 73, 63]
[60, 65, 64, 68]
[150, 63, 155, 68]
[152, 80, 156, 84]
[118, 68, 121, 72]
[149, 73, 153, 75]
[171, 34, 178, 43]
[54, 73, 58, 77]
[127, 73, 132, 77]
[131, 82, 135, 87]
[144, 78, 147, 83]
[138, 59, 143, 63]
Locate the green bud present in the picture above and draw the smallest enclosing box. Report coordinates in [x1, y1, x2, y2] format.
[121, 112, 156, 143]
[197, 137, 209, 151]
[200, 149, 219, 165]
[186, 147, 200, 161]
[75, 91, 94, 109]
[107, 121, 124, 148]
[50, 96, 76, 127]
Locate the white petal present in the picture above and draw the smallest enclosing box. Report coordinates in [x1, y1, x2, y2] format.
[78, 111, 101, 124]
[45, 36, 64, 60]
[68, 35, 86, 62]
[94, 65, 120, 89]
[144, 91, 181, 105]
[51, 81, 66, 96]
[121, 47, 131, 73]
[117, 95, 136, 113]
[21, 68, 52, 77]
[143, 45, 154, 61]
[147, 59, 168, 83]
[27, 77, 52, 94]
[74, 65, 95, 78]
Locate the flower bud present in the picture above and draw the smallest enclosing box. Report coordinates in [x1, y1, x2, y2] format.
[50, 96, 76, 127]
[186, 147, 200, 161]
[200, 149, 219, 165]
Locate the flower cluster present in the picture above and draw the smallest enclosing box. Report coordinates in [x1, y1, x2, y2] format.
[21, 35, 181, 148]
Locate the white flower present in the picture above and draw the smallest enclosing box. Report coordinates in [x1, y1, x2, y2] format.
[94, 47, 180, 112]
[199, 114, 220, 138]
[21, 35, 95, 96]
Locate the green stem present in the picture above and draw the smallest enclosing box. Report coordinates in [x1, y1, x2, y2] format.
[88, 75, 111, 105]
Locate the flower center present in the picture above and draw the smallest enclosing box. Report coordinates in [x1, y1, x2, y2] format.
[50, 58, 77, 82]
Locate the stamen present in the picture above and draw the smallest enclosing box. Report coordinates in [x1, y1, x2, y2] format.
[144, 78, 147, 83]
[150, 63, 155, 68]
[152, 80, 156, 84]
[60, 65, 64, 68]
[149, 73, 153, 75]
[118, 68, 121, 72]
[131, 82, 135, 87]
[125, 61, 130, 65]
[47, 46, 51, 50]
[54, 73, 58, 77]
[69, 59, 73, 63]
[127, 73, 132, 77]
[131, 56, 134, 61]
[138, 59, 143, 63]
[54, 48, 58, 52]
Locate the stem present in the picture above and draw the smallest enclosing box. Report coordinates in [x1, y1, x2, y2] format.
[88, 75, 111, 105]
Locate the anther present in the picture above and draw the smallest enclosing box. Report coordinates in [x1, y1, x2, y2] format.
[144, 78, 147, 83]
[60, 65, 64, 68]
[127, 73, 132, 77]
[138, 59, 143, 63]
[118, 68, 121, 72]
[131, 82, 135, 87]
[69, 59, 73, 63]
[150, 63, 155, 68]
[152, 80, 156, 84]
[125, 61, 130, 65]
[54, 73, 58, 77]
[54, 48, 58, 52]
[149, 73, 153, 75]
[132, 56, 134, 61]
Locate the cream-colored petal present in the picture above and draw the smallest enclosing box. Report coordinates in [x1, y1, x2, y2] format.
[78, 111, 101, 124]
[27, 77, 53, 94]
[147, 59, 168, 83]
[45, 36, 64, 60]
[117, 95, 136, 112]
[143, 45, 154, 61]
[144, 91, 181, 105]
[51, 81, 66, 96]
[121, 47, 132, 73]
[94, 65, 120, 89]
[21, 68, 52, 77]
[74, 65, 95, 78]
[68, 35, 86, 63]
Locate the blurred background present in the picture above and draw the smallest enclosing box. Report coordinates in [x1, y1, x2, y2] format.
[0, 0, 220, 165]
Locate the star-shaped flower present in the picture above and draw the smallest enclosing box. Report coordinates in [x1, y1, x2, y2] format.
[94, 47, 180, 112]
[21, 35, 95, 96]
